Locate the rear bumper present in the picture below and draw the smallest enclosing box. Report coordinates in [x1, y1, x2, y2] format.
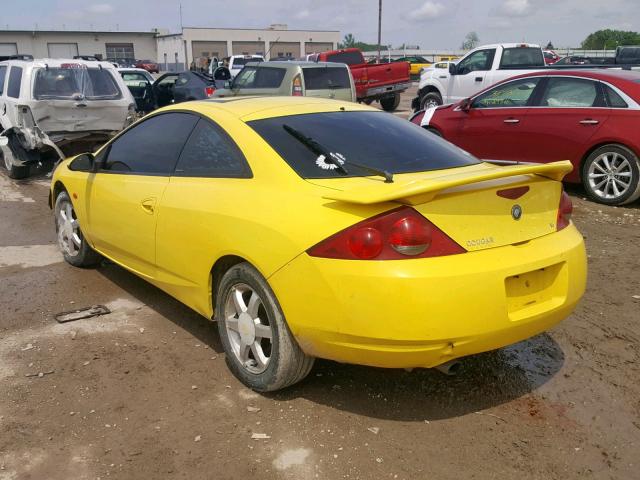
[364, 82, 411, 99]
[269, 225, 587, 368]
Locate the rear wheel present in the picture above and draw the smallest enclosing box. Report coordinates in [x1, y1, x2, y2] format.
[420, 91, 442, 110]
[380, 93, 401, 112]
[54, 191, 101, 267]
[582, 145, 640, 205]
[1, 148, 30, 179]
[216, 262, 314, 392]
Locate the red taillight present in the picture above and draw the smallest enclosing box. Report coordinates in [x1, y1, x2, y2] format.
[307, 207, 466, 260]
[292, 75, 303, 96]
[205, 86, 215, 97]
[557, 191, 573, 230]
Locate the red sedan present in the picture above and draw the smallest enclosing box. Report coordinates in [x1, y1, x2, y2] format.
[135, 59, 159, 73]
[410, 70, 640, 205]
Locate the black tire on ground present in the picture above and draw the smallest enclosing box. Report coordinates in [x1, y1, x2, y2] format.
[380, 93, 401, 112]
[420, 91, 443, 110]
[423, 126, 443, 137]
[581, 144, 640, 206]
[216, 262, 314, 392]
[54, 191, 102, 267]
[1, 149, 30, 179]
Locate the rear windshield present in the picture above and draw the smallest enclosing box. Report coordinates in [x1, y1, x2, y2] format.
[232, 66, 286, 89]
[500, 47, 545, 68]
[247, 111, 478, 179]
[617, 47, 640, 62]
[326, 51, 363, 65]
[302, 67, 351, 90]
[33, 67, 121, 100]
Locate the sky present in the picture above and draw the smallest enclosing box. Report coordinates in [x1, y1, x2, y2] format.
[2, 0, 639, 49]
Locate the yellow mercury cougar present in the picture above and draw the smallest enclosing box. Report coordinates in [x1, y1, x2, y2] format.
[50, 97, 587, 391]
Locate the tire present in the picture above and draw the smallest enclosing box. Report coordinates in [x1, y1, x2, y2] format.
[380, 93, 401, 112]
[424, 126, 443, 137]
[581, 144, 640, 206]
[54, 191, 101, 267]
[216, 262, 314, 392]
[420, 91, 443, 110]
[1, 148, 30, 179]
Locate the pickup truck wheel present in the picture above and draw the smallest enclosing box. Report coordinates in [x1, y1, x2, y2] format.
[1, 149, 30, 179]
[380, 93, 401, 112]
[582, 145, 640, 206]
[54, 191, 101, 267]
[420, 92, 443, 110]
[216, 262, 314, 392]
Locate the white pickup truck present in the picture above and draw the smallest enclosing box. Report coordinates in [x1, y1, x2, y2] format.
[412, 43, 546, 111]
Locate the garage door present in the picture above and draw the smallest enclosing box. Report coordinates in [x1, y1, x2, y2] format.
[305, 42, 333, 54]
[47, 43, 79, 58]
[192, 41, 227, 60]
[0, 43, 18, 56]
[231, 41, 265, 56]
[270, 42, 300, 59]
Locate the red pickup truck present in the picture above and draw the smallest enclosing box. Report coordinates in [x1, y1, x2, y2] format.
[313, 48, 411, 111]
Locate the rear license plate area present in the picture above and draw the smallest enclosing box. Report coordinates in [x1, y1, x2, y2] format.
[505, 262, 566, 320]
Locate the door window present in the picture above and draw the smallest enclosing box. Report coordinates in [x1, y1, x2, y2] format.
[101, 113, 199, 174]
[540, 78, 603, 107]
[7, 66, 22, 98]
[472, 78, 541, 109]
[174, 119, 251, 177]
[456, 49, 496, 74]
[603, 85, 628, 108]
[0, 65, 6, 95]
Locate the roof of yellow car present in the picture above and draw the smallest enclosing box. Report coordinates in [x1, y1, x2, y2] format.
[160, 96, 375, 121]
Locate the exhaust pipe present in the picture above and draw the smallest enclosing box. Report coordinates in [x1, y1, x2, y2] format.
[434, 359, 462, 376]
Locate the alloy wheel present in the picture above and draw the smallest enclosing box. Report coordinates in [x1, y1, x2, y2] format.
[587, 151, 633, 200]
[224, 283, 274, 374]
[56, 199, 82, 257]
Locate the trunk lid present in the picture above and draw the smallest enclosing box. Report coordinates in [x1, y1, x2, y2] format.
[308, 160, 572, 252]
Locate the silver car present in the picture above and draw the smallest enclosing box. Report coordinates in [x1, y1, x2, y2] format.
[213, 61, 356, 103]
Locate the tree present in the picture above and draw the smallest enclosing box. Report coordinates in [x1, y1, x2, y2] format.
[337, 33, 380, 52]
[581, 29, 640, 49]
[461, 32, 479, 50]
[340, 33, 356, 49]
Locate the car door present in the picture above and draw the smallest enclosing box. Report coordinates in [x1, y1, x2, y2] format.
[517, 76, 609, 164]
[448, 76, 543, 160]
[154, 117, 252, 316]
[153, 73, 179, 107]
[448, 48, 496, 103]
[86, 112, 199, 277]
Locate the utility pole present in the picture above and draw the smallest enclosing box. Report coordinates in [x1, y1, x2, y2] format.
[179, 3, 183, 32]
[377, 0, 382, 62]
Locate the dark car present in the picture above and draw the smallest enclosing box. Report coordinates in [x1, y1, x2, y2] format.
[616, 46, 640, 64]
[153, 69, 230, 107]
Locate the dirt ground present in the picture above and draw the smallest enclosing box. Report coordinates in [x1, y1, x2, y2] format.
[1, 91, 639, 480]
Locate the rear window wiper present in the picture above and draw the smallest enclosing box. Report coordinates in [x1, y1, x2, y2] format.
[282, 124, 393, 183]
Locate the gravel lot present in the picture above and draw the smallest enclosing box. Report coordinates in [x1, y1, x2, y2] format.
[0, 90, 639, 479]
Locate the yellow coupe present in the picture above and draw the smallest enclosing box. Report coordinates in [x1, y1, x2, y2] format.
[50, 97, 587, 391]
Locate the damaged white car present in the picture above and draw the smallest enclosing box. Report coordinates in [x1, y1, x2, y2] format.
[0, 58, 135, 178]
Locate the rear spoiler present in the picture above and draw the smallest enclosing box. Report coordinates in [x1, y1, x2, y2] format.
[322, 160, 573, 205]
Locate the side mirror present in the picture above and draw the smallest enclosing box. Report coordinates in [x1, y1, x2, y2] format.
[460, 98, 472, 112]
[448, 63, 457, 75]
[68, 153, 95, 172]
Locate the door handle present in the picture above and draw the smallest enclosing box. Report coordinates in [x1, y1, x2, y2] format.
[475, 77, 483, 82]
[503, 118, 520, 124]
[141, 197, 156, 214]
[579, 119, 599, 125]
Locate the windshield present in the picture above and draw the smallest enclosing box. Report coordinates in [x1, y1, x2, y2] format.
[233, 57, 263, 67]
[33, 67, 121, 100]
[248, 111, 478, 179]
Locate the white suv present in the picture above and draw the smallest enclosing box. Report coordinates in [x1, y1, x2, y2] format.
[0, 58, 135, 178]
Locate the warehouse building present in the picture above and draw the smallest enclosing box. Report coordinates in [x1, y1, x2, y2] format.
[0, 29, 158, 62]
[158, 25, 340, 71]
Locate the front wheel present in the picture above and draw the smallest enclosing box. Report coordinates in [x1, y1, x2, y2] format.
[216, 262, 314, 392]
[54, 191, 101, 267]
[380, 93, 401, 112]
[1, 148, 30, 179]
[582, 145, 640, 205]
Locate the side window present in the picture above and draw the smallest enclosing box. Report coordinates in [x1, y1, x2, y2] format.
[457, 49, 496, 74]
[101, 113, 199, 174]
[540, 78, 601, 107]
[0, 65, 6, 95]
[174, 119, 251, 178]
[7, 66, 22, 98]
[177, 73, 190, 86]
[603, 84, 628, 108]
[472, 78, 541, 109]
